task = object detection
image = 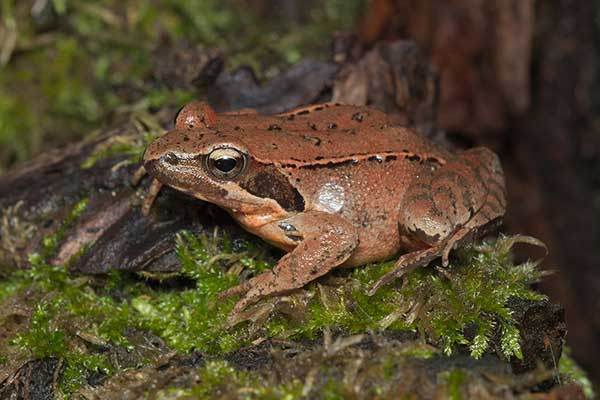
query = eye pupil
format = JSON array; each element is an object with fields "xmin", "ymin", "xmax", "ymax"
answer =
[{"xmin": 214, "ymin": 157, "xmax": 237, "ymax": 173}]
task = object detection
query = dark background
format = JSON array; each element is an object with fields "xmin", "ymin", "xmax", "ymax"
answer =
[{"xmin": 360, "ymin": 0, "xmax": 600, "ymax": 388}]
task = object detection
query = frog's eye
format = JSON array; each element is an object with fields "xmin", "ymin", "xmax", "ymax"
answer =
[{"xmin": 205, "ymin": 147, "xmax": 247, "ymax": 180}]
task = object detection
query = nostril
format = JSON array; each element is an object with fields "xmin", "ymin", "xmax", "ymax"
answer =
[{"xmin": 161, "ymin": 152, "xmax": 179, "ymax": 166}]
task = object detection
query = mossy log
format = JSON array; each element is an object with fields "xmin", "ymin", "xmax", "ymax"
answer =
[{"xmin": 0, "ymin": 41, "xmax": 586, "ymax": 399}]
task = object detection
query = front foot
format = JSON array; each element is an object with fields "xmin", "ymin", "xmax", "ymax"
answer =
[
  {"xmin": 221, "ymin": 211, "xmax": 359, "ymax": 322},
  {"xmin": 220, "ymin": 270, "xmax": 279, "ymax": 317},
  {"xmin": 130, "ymin": 165, "xmax": 163, "ymax": 216},
  {"xmin": 140, "ymin": 178, "xmax": 163, "ymax": 216}
]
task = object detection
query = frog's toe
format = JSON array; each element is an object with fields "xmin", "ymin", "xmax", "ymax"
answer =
[
  {"xmin": 440, "ymin": 225, "xmax": 474, "ymax": 267},
  {"xmin": 368, "ymin": 246, "xmax": 440, "ymax": 296},
  {"xmin": 227, "ymin": 286, "xmax": 267, "ymax": 321},
  {"xmin": 441, "ymin": 249, "xmax": 450, "ymax": 267},
  {"xmin": 218, "ymin": 281, "xmax": 251, "ymax": 300},
  {"xmin": 131, "ymin": 165, "xmax": 146, "ymax": 186},
  {"xmin": 229, "ymin": 296, "xmax": 252, "ymax": 318},
  {"xmin": 141, "ymin": 178, "xmax": 163, "ymax": 216}
]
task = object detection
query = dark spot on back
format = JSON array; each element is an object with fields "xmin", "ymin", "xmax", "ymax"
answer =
[
  {"xmin": 268, "ymin": 124, "xmax": 282, "ymax": 131},
  {"xmin": 425, "ymin": 157, "xmax": 442, "ymax": 168},
  {"xmin": 385, "ymin": 155, "xmax": 397, "ymax": 162},
  {"xmin": 300, "ymin": 159, "xmax": 356, "ymax": 170},
  {"xmin": 351, "ymin": 112, "xmax": 364, "ymax": 122},
  {"xmin": 315, "ymin": 106, "xmax": 323, "ymax": 111},
  {"xmin": 407, "ymin": 154, "xmax": 421, "ymax": 162},
  {"xmin": 303, "ymin": 135, "xmax": 321, "ymax": 146},
  {"xmin": 298, "ymin": 110, "xmax": 310, "ymax": 115},
  {"xmin": 327, "ymin": 123, "xmax": 338, "ymax": 129}
]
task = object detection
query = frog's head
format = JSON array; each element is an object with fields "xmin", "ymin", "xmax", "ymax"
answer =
[{"xmin": 143, "ymin": 101, "xmax": 293, "ymax": 217}]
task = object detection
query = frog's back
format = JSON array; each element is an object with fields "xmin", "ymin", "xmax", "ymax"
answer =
[{"xmin": 216, "ymin": 104, "xmax": 448, "ymax": 165}]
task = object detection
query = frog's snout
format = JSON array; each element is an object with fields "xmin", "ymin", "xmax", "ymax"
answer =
[
  {"xmin": 144, "ymin": 151, "xmax": 177, "ymax": 173},
  {"xmin": 142, "ymin": 157, "xmax": 160, "ymax": 179},
  {"xmin": 160, "ymin": 152, "xmax": 180, "ymax": 166}
]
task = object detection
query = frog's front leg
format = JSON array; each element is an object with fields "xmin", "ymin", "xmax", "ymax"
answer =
[
  {"xmin": 221, "ymin": 211, "xmax": 359, "ymax": 316},
  {"xmin": 130, "ymin": 165, "xmax": 164, "ymax": 216}
]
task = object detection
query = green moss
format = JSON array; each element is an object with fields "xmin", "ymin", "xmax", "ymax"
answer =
[
  {"xmin": 10, "ymin": 301, "xmax": 67, "ymax": 358},
  {"xmin": 41, "ymin": 197, "xmax": 89, "ymax": 259},
  {"xmin": 559, "ymin": 346, "xmax": 595, "ymax": 399},
  {"xmin": 163, "ymin": 360, "xmax": 304, "ymax": 399},
  {"xmin": 0, "ymin": 196, "xmax": 552, "ymax": 397},
  {"xmin": 118, "ymin": 232, "xmax": 548, "ymax": 359},
  {"xmin": 442, "ymin": 369, "xmax": 468, "ymax": 400},
  {"xmin": 0, "ymin": 277, "xmax": 20, "ymax": 304},
  {"xmin": 0, "ymin": 200, "xmax": 127, "ymax": 395},
  {"xmin": 256, "ymin": 235, "xmax": 546, "ymax": 361},
  {"xmin": 130, "ymin": 231, "xmax": 274, "ymax": 353},
  {"xmin": 399, "ymin": 342, "xmax": 437, "ymax": 359}
]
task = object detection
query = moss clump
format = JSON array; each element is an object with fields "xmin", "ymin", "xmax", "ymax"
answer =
[
  {"xmin": 80, "ymin": 111, "xmax": 170, "ymax": 170},
  {"xmin": 559, "ymin": 346, "xmax": 595, "ymax": 399},
  {"xmin": 189, "ymin": 360, "xmax": 303, "ymax": 399},
  {"xmin": 256, "ymin": 235, "xmax": 548, "ymax": 360},
  {"xmin": 0, "ymin": 197, "xmax": 571, "ymax": 396},
  {"xmin": 151, "ymin": 360, "xmax": 304, "ymax": 399},
  {"xmin": 442, "ymin": 369, "xmax": 468, "ymax": 400},
  {"xmin": 0, "ymin": 201, "xmax": 36, "ymax": 270},
  {"xmin": 41, "ymin": 198, "xmax": 89, "ymax": 258},
  {"xmin": 130, "ymin": 230, "xmax": 273, "ymax": 354},
  {"xmin": 130, "ymin": 231, "xmax": 548, "ymax": 361}
]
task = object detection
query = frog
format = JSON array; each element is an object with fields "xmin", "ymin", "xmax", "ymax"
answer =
[{"xmin": 139, "ymin": 101, "xmax": 506, "ymax": 316}]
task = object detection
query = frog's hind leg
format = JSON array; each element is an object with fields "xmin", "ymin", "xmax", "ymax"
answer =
[
  {"xmin": 369, "ymin": 147, "xmax": 506, "ymax": 295},
  {"xmin": 439, "ymin": 150, "xmax": 506, "ymax": 265},
  {"xmin": 369, "ymin": 207, "xmax": 504, "ymax": 296},
  {"xmin": 439, "ymin": 214, "xmax": 503, "ymax": 267}
]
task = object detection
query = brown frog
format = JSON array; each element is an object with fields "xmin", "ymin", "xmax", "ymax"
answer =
[{"xmin": 140, "ymin": 101, "xmax": 506, "ymax": 315}]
